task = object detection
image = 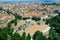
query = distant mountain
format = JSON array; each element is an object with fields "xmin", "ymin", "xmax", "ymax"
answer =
[
  {"xmin": 53, "ymin": 0, "xmax": 60, "ymax": 3},
  {"xmin": 0, "ymin": 0, "xmax": 52, "ymax": 2},
  {"xmin": 0, "ymin": 0, "xmax": 60, "ymax": 3}
]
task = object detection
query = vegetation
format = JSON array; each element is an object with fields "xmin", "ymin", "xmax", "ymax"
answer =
[
  {"xmin": 7, "ymin": 22, "xmax": 11, "ymax": 27},
  {"xmin": 0, "ymin": 26, "xmax": 60, "ymax": 40},
  {"xmin": 32, "ymin": 16, "xmax": 41, "ymax": 21},
  {"xmin": 48, "ymin": 28, "xmax": 60, "ymax": 40},
  {"xmin": 0, "ymin": 27, "xmax": 31, "ymax": 40},
  {"xmin": 12, "ymin": 32, "xmax": 21, "ymax": 40},
  {"xmin": 7, "ymin": 18, "xmax": 17, "ymax": 27},
  {"xmin": 23, "ymin": 17, "xmax": 30, "ymax": 20},
  {"xmin": 45, "ymin": 12, "xmax": 60, "ymax": 40},
  {"xmin": 46, "ymin": 12, "xmax": 60, "ymax": 33},
  {"xmin": 21, "ymin": 32, "xmax": 26, "ymax": 40},
  {"xmin": 13, "ymin": 13, "xmax": 22, "ymax": 19},
  {"xmin": 26, "ymin": 33, "xmax": 31, "ymax": 40},
  {"xmin": 33, "ymin": 31, "xmax": 48, "ymax": 40},
  {"xmin": 0, "ymin": 27, "xmax": 13, "ymax": 40},
  {"xmin": 6, "ymin": 9, "xmax": 13, "ymax": 14},
  {"xmin": 0, "ymin": 7, "xmax": 3, "ymax": 10}
]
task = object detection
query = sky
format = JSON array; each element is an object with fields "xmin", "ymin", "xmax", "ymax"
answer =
[
  {"xmin": 0, "ymin": 0, "xmax": 59, "ymax": 3},
  {"xmin": 0, "ymin": 0, "xmax": 51, "ymax": 1}
]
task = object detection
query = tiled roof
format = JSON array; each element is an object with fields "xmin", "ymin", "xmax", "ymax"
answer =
[
  {"xmin": 25, "ymin": 21, "xmax": 49, "ymax": 35},
  {"xmin": 0, "ymin": 13, "xmax": 15, "ymax": 23}
]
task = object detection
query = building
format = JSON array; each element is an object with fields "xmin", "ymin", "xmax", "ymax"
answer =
[
  {"xmin": 0, "ymin": 12, "xmax": 15, "ymax": 27},
  {"xmin": 17, "ymin": 20, "xmax": 50, "ymax": 36}
]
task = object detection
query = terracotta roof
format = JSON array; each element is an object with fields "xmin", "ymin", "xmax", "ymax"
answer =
[
  {"xmin": 11, "ymin": 20, "xmax": 25, "ymax": 31},
  {"xmin": 0, "ymin": 13, "xmax": 9, "ymax": 19},
  {"xmin": 17, "ymin": 20, "xmax": 50, "ymax": 35},
  {"xmin": 0, "ymin": 13, "xmax": 15, "ymax": 22},
  {"xmin": 25, "ymin": 24, "xmax": 48, "ymax": 35}
]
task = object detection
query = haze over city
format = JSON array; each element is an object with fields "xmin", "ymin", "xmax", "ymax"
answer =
[{"xmin": 0, "ymin": 0, "xmax": 60, "ymax": 40}]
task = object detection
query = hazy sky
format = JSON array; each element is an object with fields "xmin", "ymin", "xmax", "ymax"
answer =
[
  {"xmin": 0, "ymin": 0, "xmax": 51, "ymax": 1},
  {"xmin": 0, "ymin": 0, "xmax": 59, "ymax": 2}
]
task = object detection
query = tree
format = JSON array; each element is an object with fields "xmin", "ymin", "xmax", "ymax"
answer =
[
  {"xmin": 54, "ymin": 10, "xmax": 58, "ymax": 13},
  {"xmin": 33, "ymin": 31, "xmax": 48, "ymax": 40},
  {"xmin": 13, "ymin": 13, "xmax": 22, "ymax": 19},
  {"xmin": 58, "ymin": 12, "xmax": 60, "ymax": 16},
  {"xmin": 26, "ymin": 33, "xmax": 31, "ymax": 40},
  {"xmin": 23, "ymin": 17, "xmax": 30, "ymax": 20},
  {"xmin": 0, "ymin": 27, "xmax": 13, "ymax": 40},
  {"xmin": 7, "ymin": 22, "xmax": 11, "ymax": 27},
  {"xmin": 7, "ymin": 18, "xmax": 18, "ymax": 26},
  {"xmin": 45, "ymin": 13, "xmax": 60, "ymax": 33},
  {"xmin": 22, "ymin": 32, "xmax": 26, "ymax": 40},
  {"xmin": 45, "ymin": 13, "xmax": 60, "ymax": 40},
  {"xmin": 48, "ymin": 28, "xmax": 60, "ymax": 40},
  {"xmin": 0, "ymin": 27, "xmax": 22, "ymax": 40},
  {"xmin": 12, "ymin": 32, "xmax": 21, "ymax": 40},
  {"xmin": 0, "ymin": 7, "xmax": 3, "ymax": 10},
  {"xmin": 6, "ymin": 9, "xmax": 12, "ymax": 14},
  {"xmin": 6, "ymin": 35, "xmax": 11, "ymax": 40},
  {"xmin": 32, "ymin": 16, "xmax": 41, "ymax": 21},
  {"xmin": 14, "ymin": 18, "xmax": 17, "ymax": 26}
]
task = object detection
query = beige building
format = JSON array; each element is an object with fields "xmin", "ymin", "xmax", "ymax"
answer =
[
  {"xmin": 0, "ymin": 12, "xmax": 15, "ymax": 27},
  {"xmin": 17, "ymin": 20, "xmax": 50, "ymax": 36}
]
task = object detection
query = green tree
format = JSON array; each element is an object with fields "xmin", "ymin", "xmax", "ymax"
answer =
[
  {"xmin": 32, "ymin": 16, "xmax": 41, "ymax": 21},
  {"xmin": 45, "ymin": 14, "xmax": 60, "ymax": 33},
  {"xmin": 6, "ymin": 35, "xmax": 11, "ymax": 40},
  {"xmin": 22, "ymin": 32, "xmax": 26, "ymax": 40},
  {"xmin": 26, "ymin": 33, "xmax": 31, "ymax": 40},
  {"xmin": 6, "ymin": 9, "xmax": 12, "ymax": 14},
  {"xmin": 13, "ymin": 13, "xmax": 22, "ymax": 19},
  {"xmin": 23, "ymin": 17, "xmax": 30, "ymax": 20},
  {"xmin": 7, "ymin": 22, "xmax": 11, "ymax": 27},
  {"xmin": 33, "ymin": 31, "xmax": 47, "ymax": 40},
  {"xmin": 0, "ymin": 7, "xmax": 3, "ymax": 10},
  {"xmin": 0, "ymin": 27, "xmax": 13, "ymax": 40},
  {"xmin": 14, "ymin": 18, "xmax": 17, "ymax": 26},
  {"xmin": 48, "ymin": 28, "xmax": 60, "ymax": 40},
  {"xmin": 58, "ymin": 12, "xmax": 60, "ymax": 16},
  {"xmin": 12, "ymin": 32, "xmax": 21, "ymax": 40},
  {"xmin": 0, "ymin": 27, "xmax": 22, "ymax": 40}
]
